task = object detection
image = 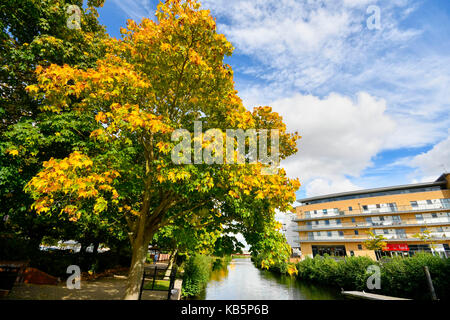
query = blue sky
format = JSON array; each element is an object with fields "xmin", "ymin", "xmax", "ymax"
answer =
[{"xmin": 95, "ymin": 0, "xmax": 450, "ymax": 201}]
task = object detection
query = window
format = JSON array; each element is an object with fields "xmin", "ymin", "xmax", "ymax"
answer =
[
  {"xmin": 362, "ymin": 205, "xmax": 368, "ymax": 211},
  {"xmin": 376, "ymin": 204, "xmax": 381, "ymax": 208},
  {"xmin": 380, "ymin": 216, "xmax": 385, "ymax": 221},
  {"xmin": 366, "ymin": 217, "xmax": 373, "ymax": 224},
  {"xmin": 420, "ymin": 228, "xmax": 426, "ymax": 232},
  {"xmin": 350, "ymin": 251, "xmax": 355, "ymax": 256},
  {"xmin": 338, "ymin": 231, "xmax": 344, "ymax": 236},
  {"xmin": 427, "ymin": 200, "xmax": 432, "ymax": 205},
  {"xmin": 336, "ymin": 219, "xmax": 341, "ymax": 224},
  {"xmin": 437, "ymin": 227, "xmax": 443, "ymax": 232},
  {"xmin": 327, "ymin": 232, "xmax": 332, "ymax": 237},
  {"xmin": 313, "ymin": 210, "xmax": 317, "ymax": 214},
  {"xmin": 411, "ymin": 201, "xmax": 418, "ymax": 208},
  {"xmin": 357, "ymin": 244, "xmax": 363, "ymax": 250},
  {"xmin": 315, "ymin": 221, "xmax": 319, "ymax": 225},
  {"xmin": 416, "ymin": 214, "xmax": 423, "ymax": 220},
  {"xmin": 317, "ymin": 232, "xmax": 321, "ymax": 236},
  {"xmin": 432, "ymin": 213, "xmax": 438, "ymax": 218},
  {"xmin": 349, "ymin": 206, "xmax": 353, "ymax": 211},
  {"xmin": 325, "ymin": 220, "xmax": 330, "ymax": 225},
  {"xmin": 354, "ymin": 230, "xmax": 359, "ymax": 235},
  {"xmin": 323, "ymin": 209, "xmax": 328, "ymax": 215},
  {"xmin": 352, "ymin": 218, "xmax": 356, "ymax": 223},
  {"xmin": 383, "ymin": 229, "xmax": 389, "ymax": 235}
]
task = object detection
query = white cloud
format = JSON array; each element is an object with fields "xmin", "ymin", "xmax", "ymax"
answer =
[
  {"xmin": 203, "ymin": 0, "xmax": 420, "ymax": 90},
  {"xmin": 407, "ymin": 134, "xmax": 450, "ymax": 181},
  {"xmin": 267, "ymin": 92, "xmax": 396, "ymax": 196},
  {"xmin": 306, "ymin": 177, "xmax": 361, "ymax": 198}
]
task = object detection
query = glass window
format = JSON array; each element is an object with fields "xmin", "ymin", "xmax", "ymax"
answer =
[
  {"xmin": 380, "ymin": 216, "xmax": 385, "ymax": 221},
  {"xmin": 411, "ymin": 201, "xmax": 418, "ymax": 208},
  {"xmin": 366, "ymin": 217, "xmax": 372, "ymax": 223},
  {"xmin": 437, "ymin": 227, "xmax": 443, "ymax": 232},
  {"xmin": 325, "ymin": 220, "xmax": 330, "ymax": 225},
  {"xmin": 416, "ymin": 214, "xmax": 423, "ymax": 220},
  {"xmin": 317, "ymin": 232, "xmax": 321, "ymax": 236},
  {"xmin": 357, "ymin": 244, "xmax": 363, "ymax": 250},
  {"xmin": 376, "ymin": 204, "xmax": 381, "ymax": 208},
  {"xmin": 336, "ymin": 219, "xmax": 341, "ymax": 224},
  {"xmin": 349, "ymin": 206, "xmax": 353, "ymax": 211},
  {"xmin": 327, "ymin": 232, "xmax": 332, "ymax": 237},
  {"xmin": 354, "ymin": 230, "xmax": 359, "ymax": 235},
  {"xmin": 427, "ymin": 200, "xmax": 432, "ymax": 205},
  {"xmin": 362, "ymin": 205, "xmax": 368, "ymax": 211},
  {"xmin": 315, "ymin": 221, "xmax": 319, "ymax": 225},
  {"xmin": 323, "ymin": 209, "xmax": 328, "ymax": 215},
  {"xmin": 383, "ymin": 229, "xmax": 389, "ymax": 234},
  {"xmin": 352, "ymin": 218, "xmax": 356, "ymax": 223},
  {"xmin": 432, "ymin": 213, "xmax": 437, "ymax": 218},
  {"xmin": 338, "ymin": 231, "xmax": 344, "ymax": 236}
]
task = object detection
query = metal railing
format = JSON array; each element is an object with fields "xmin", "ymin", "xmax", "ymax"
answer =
[
  {"xmin": 294, "ymin": 217, "xmax": 450, "ymax": 231},
  {"xmin": 298, "ymin": 231, "xmax": 450, "ymax": 242},
  {"xmin": 139, "ymin": 266, "xmax": 177, "ymax": 300},
  {"xmin": 295, "ymin": 203, "xmax": 450, "ymax": 221}
]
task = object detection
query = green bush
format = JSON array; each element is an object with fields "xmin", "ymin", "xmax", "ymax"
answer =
[
  {"xmin": 380, "ymin": 253, "xmax": 450, "ymax": 300},
  {"xmin": 182, "ymin": 255, "xmax": 213, "ymax": 297},
  {"xmin": 294, "ymin": 253, "xmax": 450, "ymax": 300}
]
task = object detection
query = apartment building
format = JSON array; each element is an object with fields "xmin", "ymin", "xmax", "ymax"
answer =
[
  {"xmin": 280, "ymin": 212, "xmax": 301, "ymax": 256},
  {"xmin": 294, "ymin": 173, "xmax": 450, "ymax": 260}
]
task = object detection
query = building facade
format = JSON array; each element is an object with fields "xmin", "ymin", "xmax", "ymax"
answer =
[
  {"xmin": 294, "ymin": 173, "xmax": 450, "ymax": 260},
  {"xmin": 280, "ymin": 212, "xmax": 301, "ymax": 256}
]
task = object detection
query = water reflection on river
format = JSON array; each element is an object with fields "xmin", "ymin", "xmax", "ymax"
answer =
[{"xmin": 193, "ymin": 257, "xmax": 343, "ymax": 300}]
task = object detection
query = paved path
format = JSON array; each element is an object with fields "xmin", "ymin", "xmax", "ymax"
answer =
[{"xmin": 4, "ymin": 277, "xmax": 168, "ymax": 300}]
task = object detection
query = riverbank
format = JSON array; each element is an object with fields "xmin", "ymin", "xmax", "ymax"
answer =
[{"xmin": 255, "ymin": 253, "xmax": 450, "ymax": 300}]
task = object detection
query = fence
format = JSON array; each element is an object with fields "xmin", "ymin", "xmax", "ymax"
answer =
[{"xmin": 138, "ymin": 266, "xmax": 177, "ymax": 300}]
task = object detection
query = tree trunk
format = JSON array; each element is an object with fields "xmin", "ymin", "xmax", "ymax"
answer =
[
  {"xmin": 123, "ymin": 228, "xmax": 153, "ymax": 300},
  {"xmin": 93, "ymin": 242, "xmax": 100, "ymax": 255}
]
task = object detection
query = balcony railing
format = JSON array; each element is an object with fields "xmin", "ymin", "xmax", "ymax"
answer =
[
  {"xmin": 294, "ymin": 217, "xmax": 450, "ymax": 231},
  {"xmin": 295, "ymin": 203, "xmax": 450, "ymax": 221},
  {"xmin": 297, "ymin": 232, "xmax": 450, "ymax": 242}
]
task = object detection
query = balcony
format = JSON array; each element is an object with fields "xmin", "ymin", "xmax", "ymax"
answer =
[
  {"xmin": 294, "ymin": 203, "xmax": 450, "ymax": 221},
  {"xmin": 295, "ymin": 232, "xmax": 450, "ymax": 243},
  {"xmin": 294, "ymin": 217, "xmax": 450, "ymax": 231}
]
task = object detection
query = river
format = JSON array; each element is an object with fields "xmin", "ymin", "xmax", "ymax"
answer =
[{"xmin": 193, "ymin": 257, "xmax": 343, "ymax": 300}]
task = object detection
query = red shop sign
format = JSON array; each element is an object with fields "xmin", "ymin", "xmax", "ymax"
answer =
[{"xmin": 383, "ymin": 244, "xmax": 409, "ymax": 251}]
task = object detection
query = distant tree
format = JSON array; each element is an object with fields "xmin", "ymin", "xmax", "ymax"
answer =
[
  {"xmin": 364, "ymin": 229, "xmax": 387, "ymax": 260},
  {"xmin": 413, "ymin": 229, "xmax": 438, "ymax": 255}
]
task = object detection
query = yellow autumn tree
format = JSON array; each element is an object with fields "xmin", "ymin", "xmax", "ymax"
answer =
[{"xmin": 25, "ymin": 0, "xmax": 300, "ymax": 299}]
